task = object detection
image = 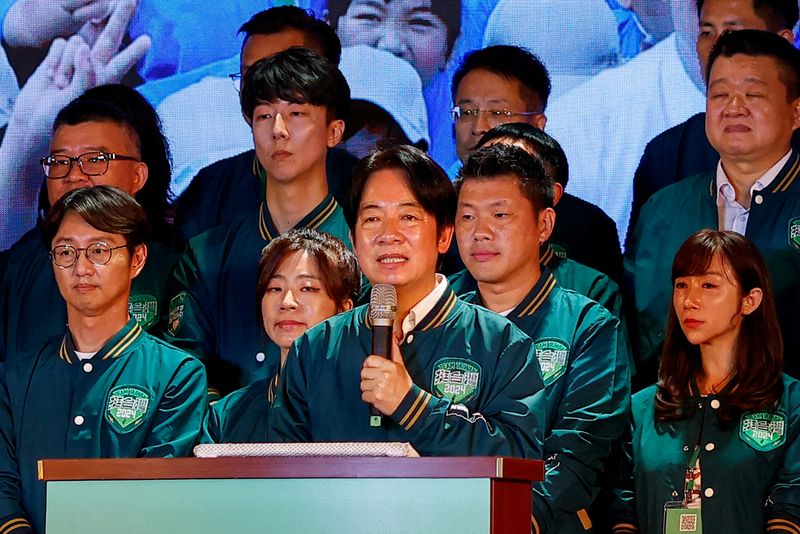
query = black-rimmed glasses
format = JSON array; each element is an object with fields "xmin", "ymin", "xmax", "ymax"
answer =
[{"xmin": 41, "ymin": 152, "xmax": 140, "ymax": 179}]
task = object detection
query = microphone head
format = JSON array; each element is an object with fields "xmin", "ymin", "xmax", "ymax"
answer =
[{"xmin": 369, "ymin": 284, "xmax": 397, "ymax": 325}]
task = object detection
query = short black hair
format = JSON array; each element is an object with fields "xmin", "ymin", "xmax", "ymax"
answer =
[
  {"xmin": 452, "ymin": 45, "xmax": 551, "ymax": 110},
  {"xmin": 707, "ymin": 29, "xmax": 800, "ymax": 100},
  {"xmin": 49, "ymin": 85, "xmax": 172, "ymax": 240},
  {"xmin": 42, "ymin": 185, "xmax": 150, "ymax": 253},
  {"xmin": 239, "ymin": 6, "xmax": 342, "ymax": 65},
  {"xmin": 476, "ymin": 122, "xmax": 569, "ymax": 187},
  {"xmin": 697, "ymin": 0, "xmax": 799, "ymax": 31},
  {"xmin": 326, "ymin": 1, "xmax": 461, "ymax": 57},
  {"xmin": 240, "ymin": 47, "xmax": 351, "ymax": 121},
  {"xmin": 457, "ymin": 143, "xmax": 554, "ymax": 213},
  {"xmin": 347, "ymin": 144, "xmax": 456, "ymax": 236}
]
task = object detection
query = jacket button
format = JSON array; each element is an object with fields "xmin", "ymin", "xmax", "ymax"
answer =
[
  {"xmin": 74, "ymin": 415, "xmax": 85, "ymax": 426},
  {"xmin": 255, "ymin": 352, "xmax": 266, "ymax": 363},
  {"xmin": 672, "ymin": 490, "xmax": 679, "ymax": 498},
  {"xmin": 705, "ymin": 442, "xmax": 715, "ymax": 451},
  {"xmin": 683, "ymin": 445, "xmax": 690, "ymax": 452},
  {"xmin": 406, "ymin": 334, "xmax": 414, "ymax": 343},
  {"xmin": 710, "ymin": 399, "xmax": 720, "ymax": 409},
  {"xmin": 704, "ymin": 488, "xmax": 714, "ymax": 498},
  {"xmin": 83, "ymin": 362, "xmax": 93, "ymax": 373},
  {"xmin": 754, "ymin": 195, "xmax": 763, "ymax": 205}
]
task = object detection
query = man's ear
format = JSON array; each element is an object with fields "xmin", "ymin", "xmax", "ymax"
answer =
[
  {"xmin": 340, "ymin": 298, "xmax": 354, "ymax": 312},
  {"xmin": 437, "ymin": 224, "xmax": 454, "ymax": 254},
  {"xmin": 533, "ymin": 113, "xmax": 547, "ymax": 130},
  {"xmin": 552, "ymin": 183, "xmax": 564, "ymax": 206},
  {"xmin": 131, "ymin": 163, "xmax": 149, "ymax": 195},
  {"xmin": 778, "ymin": 29, "xmax": 795, "ymax": 45},
  {"xmin": 129, "ymin": 243, "xmax": 147, "ymax": 280},
  {"xmin": 327, "ymin": 119, "xmax": 346, "ymax": 148},
  {"xmin": 538, "ymin": 208, "xmax": 555, "ymax": 245},
  {"xmin": 792, "ymin": 97, "xmax": 800, "ymax": 131}
]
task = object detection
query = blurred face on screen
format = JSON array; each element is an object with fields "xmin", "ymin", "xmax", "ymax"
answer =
[
  {"xmin": 706, "ymin": 54, "xmax": 800, "ymax": 169},
  {"xmin": 336, "ymin": 0, "xmax": 449, "ymax": 86},
  {"xmin": 627, "ymin": 0, "xmax": 674, "ymax": 41},
  {"xmin": 46, "ymin": 121, "xmax": 148, "ymax": 207},
  {"xmin": 239, "ymin": 29, "xmax": 320, "ymax": 95},
  {"xmin": 696, "ymin": 0, "xmax": 774, "ymax": 82},
  {"xmin": 453, "ymin": 69, "xmax": 546, "ymax": 162}
]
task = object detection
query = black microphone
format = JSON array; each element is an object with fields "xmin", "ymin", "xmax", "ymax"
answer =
[{"xmin": 368, "ymin": 284, "xmax": 397, "ymax": 427}]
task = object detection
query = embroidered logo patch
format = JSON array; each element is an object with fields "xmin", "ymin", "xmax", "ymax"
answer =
[
  {"xmin": 789, "ymin": 217, "xmax": 800, "ymax": 252},
  {"xmin": 105, "ymin": 386, "xmax": 152, "ymax": 433},
  {"xmin": 550, "ymin": 244, "xmax": 567, "ymax": 259},
  {"xmin": 534, "ymin": 338, "xmax": 570, "ymax": 385},
  {"xmin": 167, "ymin": 292, "xmax": 187, "ymax": 335},
  {"xmin": 739, "ymin": 411, "xmax": 787, "ymax": 452},
  {"xmin": 432, "ymin": 358, "xmax": 481, "ymax": 404},
  {"xmin": 128, "ymin": 294, "xmax": 158, "ymax": 329}
]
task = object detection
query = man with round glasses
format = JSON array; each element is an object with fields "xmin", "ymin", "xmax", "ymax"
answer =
[
  {"xmin": 0, "ymin": 85, "xmax": 177, "ymax": 362},
  {"xmin": 0, "ymin": 185, "xmax": 207, "ymax": 533}
]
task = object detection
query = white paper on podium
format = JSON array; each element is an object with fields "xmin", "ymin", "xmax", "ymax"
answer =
[{"xmin": 193, "ymin": 442, "xmax": 420, "ymax": 458}]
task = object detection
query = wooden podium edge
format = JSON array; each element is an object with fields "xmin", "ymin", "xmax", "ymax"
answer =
[{"xmin": 39, "ymin": 456, "xmax": 544, "ymax": 482}]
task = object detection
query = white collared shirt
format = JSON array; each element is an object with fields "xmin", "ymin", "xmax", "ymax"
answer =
[
  {"xmin": 716, "ymin": 151, "xmax": 790, "ymax": 234},
  {"xmin": 400, "ymin": 274, "xmax": 448, "ymax": 337}
]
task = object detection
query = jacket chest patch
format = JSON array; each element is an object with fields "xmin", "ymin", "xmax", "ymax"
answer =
[
  {"xmin": 789, "ymin": 217, "xmax": 800, "ymax": 252},
  {"xmin": 739, "ymin": 411, "xmax": 786, "ymax": 452},
  {"xmin": 128, "ymin": 294, "xmax": 158, "ymax": 329},
  {"xmin": 534, "ymin": 338, "xmax": 570, "ymax": 385},
  {"xmin": 105, "ymin": 385, "xmax": 152, "ymax": 434},
  {"xmin": 431, "ymin": 358, "xmax": 481, "ymax": 404}
]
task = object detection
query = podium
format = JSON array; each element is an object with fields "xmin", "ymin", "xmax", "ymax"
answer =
[{"xmin": 39, "ymin": 456, "xmax": 543, "ymax": 533}]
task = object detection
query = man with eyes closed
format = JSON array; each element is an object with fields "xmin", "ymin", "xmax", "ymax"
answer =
[
  {"xmin": 165, "ymin": 47, "xmax": 353, "ymax": 401},
  {"xmin": 626, "ymin": 29, "xmax": 800, "ymax": 378}
]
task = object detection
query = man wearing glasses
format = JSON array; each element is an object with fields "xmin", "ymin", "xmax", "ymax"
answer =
[
  {"xmin": 0, "ymin": 186, "xmax": 207, "ymax": 533},
  {"xmin": 448, "ymin": 45, "xmax": 623, "ymax": 286},
  {"xmin": 0, "ymin": 85, "xmax": 178, "ymax": 361}
]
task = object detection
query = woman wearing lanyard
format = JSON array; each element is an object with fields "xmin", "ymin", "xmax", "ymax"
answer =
[{"xmin": 613, "ymin": 229, "xmax": 800, "ymax": 534}]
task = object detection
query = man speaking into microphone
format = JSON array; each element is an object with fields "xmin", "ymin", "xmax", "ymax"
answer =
[{"xmin": 268, "ymin": 145, "xmax": 546, "ymax": 458}]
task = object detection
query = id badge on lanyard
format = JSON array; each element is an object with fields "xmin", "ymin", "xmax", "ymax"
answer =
[{"xmin": 663, "ymin": 445, "xmax": 703, "ymax": 534}]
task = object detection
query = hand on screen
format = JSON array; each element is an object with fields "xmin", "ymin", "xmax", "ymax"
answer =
[
  {"xmin": 360, "ymin": 338, "xmax": 413, "ymax": 416},
  {"xmin": 3, "ymin": 0, "xmax": 116, "ymax": 48},
  {"xmin": 82, "ymin": 0, "xmax": 150, "ymax": 84},
  {"xmin": 9, "ymin": 35, "xmax": 94, "ymax": 131}
]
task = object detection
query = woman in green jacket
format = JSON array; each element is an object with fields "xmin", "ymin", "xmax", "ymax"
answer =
[
  {"xmin": 206, "ymin": 228, "xmax": 360, "ymax": 443},
  {"xmin": 615, "ymin": 230, "xmax": 800, "ymax": 534}
]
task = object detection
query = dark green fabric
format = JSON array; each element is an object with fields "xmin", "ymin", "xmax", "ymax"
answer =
[
  {"xmin": 0, "ymin": 319, "xmax": 207, "ymax": 533},
  {"xmin": 163, "ymin": 197, "xmax": 352, "ymax": 397},
  {"xmin": 627, "ymin": 377, "xmax": 800, "ymax": 534},
  {"xmin": 625, "ymin": 151, "xmax": 800, "ymax": 377},
  {"xmin": 463, "ymin": 269, "xmax": 631, "ymax": 532},
  {"xmin": 269, "ymin": 288, "xmax": 546, "ymax": 458}
]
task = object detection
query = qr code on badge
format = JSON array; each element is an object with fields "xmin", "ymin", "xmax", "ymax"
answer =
[{"xmin": 679, "ymin": 513, "xmax": 698, "ymax": 532}]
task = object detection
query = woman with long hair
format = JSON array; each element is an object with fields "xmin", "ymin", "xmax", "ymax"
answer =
[{"xmin": 617, "ymin": 230, "xmax": 800, "ymax": 533}]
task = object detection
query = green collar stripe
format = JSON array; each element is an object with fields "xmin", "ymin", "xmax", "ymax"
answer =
[
  {"xmin": 419, "ymin": 290, "xmax": 457, "ymax": 332},
  {"xmin": 58, "ymin": 338, "xmax": 71, "ymax": 364},
  {"xmin": 305, "ymin": 197, "xmax": 338, "ymax": 230},
  {"xmin": 519, "ymin": 273, "xmax": 557, "ymax": 318},
  {"xmin": 103, "ymin": 323, "xmax": 143, "ymax": 360},
  {"xmin": 258, "ymin": 196, "xmax": 339, "ymax": 242},
  {"xmin": 258, "ymin": 203, "xmax": 272, "ymax": 241},
  {"xmin": 773, "ymin": 151, "xmax": 800, "ymax": 193},
  {"xmin": 540, "ymin": 245, "xmax": 555, "ymax": 267}
]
